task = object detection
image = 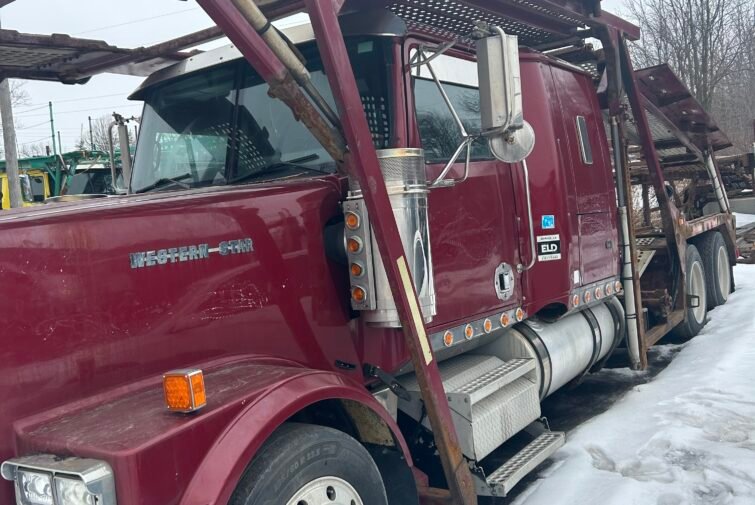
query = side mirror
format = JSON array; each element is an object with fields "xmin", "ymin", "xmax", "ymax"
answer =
[{"xmin": 476, "ymin": 26, "xmax": 535, "ymax": 163}]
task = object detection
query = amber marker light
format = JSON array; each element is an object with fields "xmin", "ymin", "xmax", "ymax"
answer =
[
  {"xmin": 163, "ymin": 369, "xmax": 206, "ymax": 413},
  {"xmin": 515, "ymin": 308, "xmax": 524, "ymax": 322},
  {"xmin": 346, "ymin": 237, "xmax": 363, "ymax": 254},
  {"xmin": 350, "ymin": 262, "xmax": 364, "ymax": 277},
  {"xmin": 595, "ymin": 286, "xmax": 603, "ymax": 299},
  {"xmin": 484, "ymin": 318, "xmax": 493, "ymax": 333},
  {"xmin": 605, "ymin": 283, "xmax": 614, "ymax": 296},
  {"xmin": 500, "ymin": 313, "xmax": 511, "ymax": 327},
  {"xmin": 464, "ymin": 324, "xmax": 474, "ymax": 340},
  {"xmin": 584, "ymin": 291, "xmax": 592, "ymax": 304},
  {"xmin": 352, "ymin": 286, "xmax": 367, "ymax": 303},
  {"xmin": 572, "ymin": 294, "xmax": 580, "ymax": 307},
  {"xmin": 615, "ymin": 280, "xmax": 623, "ymax": 293},
  {"xmin": 443, "ymin": 330, "xmax": 454, "ymax": 347},
  {"xmin": 345, "ymin": 212, "xmax": 360, "ymax": 230}
]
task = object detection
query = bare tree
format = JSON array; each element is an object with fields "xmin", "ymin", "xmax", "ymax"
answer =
[
  {"xmin": 625, "ymin": 0, "xmax": 751, "ymax": 110},
  {"xmin": 86, "ymin": 114, "xmax": 139, "ymax": 152},
  {"xmin": 18, "ymin": 143, "xmax": 46, "ymax": 158},
  {"xmin": 624, "ymin": 0, "xmax": 755, "ymax": 152},
  {"xmin": 0, "ymin": 80, "xmax": 31, "ymax": 159},
  {"xmin": 88, "ymin": 114, "xmax": 118, "ymax": 152},
  {"xmin": 711, "ymin": 4, "xmax": 755, "ymax": 152}
]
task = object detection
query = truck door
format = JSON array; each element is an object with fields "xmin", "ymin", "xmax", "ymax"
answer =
[
  {"xmin": 407, "ymin": 45, "xmax": 523, "ymax": 328},
  {"xmin": 551, "ymin": 66, "xmax": 618, "ymax": 284}
]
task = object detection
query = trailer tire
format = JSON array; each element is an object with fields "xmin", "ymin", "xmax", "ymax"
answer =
[
  {"xmin": 673, "ymin": 244, "xmax": 707, "ymax": 340},
  {"xmin": 230, "ymin": 423, "xmax": 389, "ymax": 505},
  {"xmin": 697, "ymin": 231, "xmax": 731, "ymax": 308}
]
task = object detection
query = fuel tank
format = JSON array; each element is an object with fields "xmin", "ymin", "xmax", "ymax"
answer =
[{"xmin": 478, "ymin": 297, "xmax": 625, "ymax": 399}]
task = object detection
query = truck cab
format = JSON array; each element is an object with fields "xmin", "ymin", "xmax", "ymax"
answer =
[{"xmin": 0, "ymin": 172, "xmax": 38, "ymax": 209}]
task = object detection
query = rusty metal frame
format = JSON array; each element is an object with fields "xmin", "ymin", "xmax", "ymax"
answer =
[
  {"xmin": 195, "ymin": 0, "xmax": 476, "ymax": 502},
  {"xmin": 303, "ymin": 1, "xmax": 477, "ymax": 502},
  {"xmin": 0, "ymin": 27, "xmax": 224, "ymax": 82}
]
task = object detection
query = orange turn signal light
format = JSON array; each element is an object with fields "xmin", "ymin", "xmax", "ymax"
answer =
[
  {"xmin": 163, "ymin": 369, "xmax": 206, "ymax": 413},
  {"xmin": 572, "ymin": 294, "xmax": 580, "ymax": 307},
  {"xmin": 464, "ymin": 324, "xmax": 474, "ymax": 340},
  {"xmin": 345, "ymin": 212, "xmax": 361, "ymax": 230},
  {"xmin": 500, "ymin": 313, "xmax": 511, "ymax": 327},
  {"xmin": 350, "ymin": 262, "xmax": 364, "ymax": 277},
  {"xmin": 352, "ymin": 286, "xmax": 367, "ymax": 303},
  {"xmin": 443, "ymin": 330, "xmax": 454, "ymax": 347},
  {"xmin": 346, "ymin": 237, "xmax": 363, "ymax": 254}
]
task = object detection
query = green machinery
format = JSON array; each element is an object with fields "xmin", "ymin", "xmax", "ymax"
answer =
[{"xmin": 0, "ymin": 149, "xmax": 128, "ymax": 201}]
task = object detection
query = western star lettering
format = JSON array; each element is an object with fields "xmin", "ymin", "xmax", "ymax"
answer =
[{"xmin": 129, "ymin": 238, "xmax": 253, "ymax": 269}]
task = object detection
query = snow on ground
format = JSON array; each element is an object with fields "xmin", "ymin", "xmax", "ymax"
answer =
[
  {"xmin": 735, "ymin": 212, "xmax": 755, "ymax": 228},
  {"xmin": 516, "ymin": 264, "xmax": 755, "ymax": 505}
]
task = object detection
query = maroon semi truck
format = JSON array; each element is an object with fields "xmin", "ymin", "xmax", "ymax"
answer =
[{"xmin": 0, "ymin": 1, "xmax": 738, "ymax": 504}]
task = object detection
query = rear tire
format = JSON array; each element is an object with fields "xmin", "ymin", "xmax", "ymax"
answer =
[
  {"xmin": 672, "ymin": 244, "xmax": 707, "ymax": 340},
  {"xmin": 697, "ymin": 231, "xmax": 731, "ymax": 308},
  {"xmin": 230, "ymin": 423, "xmax": 389, "ymax": 505}
]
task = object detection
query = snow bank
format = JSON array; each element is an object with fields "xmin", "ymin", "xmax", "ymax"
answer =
[
  {"xmin": 517, "ymin": 265, "xmax": 755, "ymax": 505},
  {"xmin": 734, "ymin": 212, "xmax": 755, "ymax": 228}
]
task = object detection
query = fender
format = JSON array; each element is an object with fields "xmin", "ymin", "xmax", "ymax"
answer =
[
  {"xmin": 179, "ymin": 369, "xmax": 413, "ymax": 505},
  {"xmin": 12, "ymin": 356, "xmax": 412, "ymax": 505}
]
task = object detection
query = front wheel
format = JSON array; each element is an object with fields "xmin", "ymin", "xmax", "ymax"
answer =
[
  {"xmin": 672, "ymin": 244, "xmax": 707, "ymax": 340},
  {"xmin": 230, "ymin": 423, "xmax": 388, "ymax": 505}
]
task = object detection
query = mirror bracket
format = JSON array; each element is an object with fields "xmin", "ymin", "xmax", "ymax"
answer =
[{"xmin": 411, "ymin": 45, "xmax": 478, "ymax": 189}]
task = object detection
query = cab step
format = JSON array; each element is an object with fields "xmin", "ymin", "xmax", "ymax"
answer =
[
  {"xmin": 397, "ymin": 354, "xmax": 541, "ymax": 460},
  {"xmin": 476, "ymin": 431, "xmax": 566, "ymax": 497}
]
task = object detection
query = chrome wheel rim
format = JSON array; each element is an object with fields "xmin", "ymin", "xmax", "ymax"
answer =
[
  {"xmin": 690, "ymin": 261, "xmax": 706, "ymax": 324},
  {"xmin": 286, "ymin": 476, "xmax": 364, "ymax": 505},
  {"xmin": 717, "ymin": 246, "xmax": 730, "ymax": 302}
]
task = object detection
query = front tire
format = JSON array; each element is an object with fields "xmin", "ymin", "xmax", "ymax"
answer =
[
  {"xmin": 230, "ymin": 423, "xmax": 389, "ymax": 505},
  {"xmin": 673, "ymin": 244, "xmax": 707, "ymax": 339},
  {"xmin": 697, "ymin": 231, "xmax": 731, "ymax": 308}
]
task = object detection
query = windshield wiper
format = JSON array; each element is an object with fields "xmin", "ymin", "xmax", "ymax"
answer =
[
  {"xmin": 229, "ymin": 153, "xmax": 324, "ymax": 184},
  {"xmin": 135, "ymin": 173, "xmax": 193, "ymax": 193}
]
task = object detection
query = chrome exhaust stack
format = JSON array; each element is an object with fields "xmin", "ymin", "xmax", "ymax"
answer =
[{"xmin": 343, "ymin": 148, "xmax": 436, "ymax": 327}]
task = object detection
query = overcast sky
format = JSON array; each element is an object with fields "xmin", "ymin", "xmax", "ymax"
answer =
[{"xmin": 4, "ymin": 0, "xmax": 626, "ymax": 153}]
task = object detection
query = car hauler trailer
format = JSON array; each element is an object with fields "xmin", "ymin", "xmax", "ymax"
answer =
[{"xmin": 0, "ymin": 1, "xmax": 737, "ymax": 504}]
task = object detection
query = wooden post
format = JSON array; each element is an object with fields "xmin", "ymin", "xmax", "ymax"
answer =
[{"xmin": 0, "ymin": 78, "xmax": 22, "ymax": 208}]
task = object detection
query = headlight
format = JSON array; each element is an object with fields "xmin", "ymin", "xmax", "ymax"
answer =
[
  {"xmin": 1, "ymin": 455, "xmax": 116, "ymax": 505},
  {"xmin": 54, "ymin": 476, "xmax": 96, "ymax": 505},
  {"xmin": 16, "ymin": 470, "xmax": 53, "ymax": 505}
]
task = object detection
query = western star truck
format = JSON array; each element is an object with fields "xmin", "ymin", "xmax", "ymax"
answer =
[{"xmin": 0, "ymin": 1, "xmax": 738, "ymax": 504}]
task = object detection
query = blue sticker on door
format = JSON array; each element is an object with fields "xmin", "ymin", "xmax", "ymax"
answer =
[{"xmin": 541, "ymin": 215, "xmax": 555, "ymax": 230}]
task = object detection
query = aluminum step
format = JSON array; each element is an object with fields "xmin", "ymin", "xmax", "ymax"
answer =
[
  {"xmin": 398, "ymin": 354, "xmax": 541, "ymax": 460},
  {"xmin": 477, "ymin": 431, "xmax": 566, "ymax": 497}
]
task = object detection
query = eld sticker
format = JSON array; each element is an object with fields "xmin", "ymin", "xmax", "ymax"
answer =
[
  {"xmin": 541, "ymin": 214, "xmax": 555, "ymax": 229},
  {"xmin": 537, "ymin": 234, "xmax": 562, "ymax": 262}
]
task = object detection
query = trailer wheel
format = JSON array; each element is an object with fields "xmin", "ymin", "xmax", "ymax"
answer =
[
  {"xmin": 673, "ymin": 244, "xmax": 707, "ymax": 340},
  {"xmin": 697, "ymin": 231, "xmax": 731, "ymax": 308},
  {"xmin": 230, "ymin": 423, "xmax": 388, "ymax": 505}
]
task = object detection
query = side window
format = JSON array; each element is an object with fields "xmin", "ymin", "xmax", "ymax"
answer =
[
  {"xmin": 412, "ymin": 52, "xmax": 491, "ymax": 164},
  {"xmin": 576, "ymin": 116, "xmax": 593, "ymax": 165}
]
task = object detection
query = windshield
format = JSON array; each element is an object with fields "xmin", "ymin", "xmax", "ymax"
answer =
[
  {"xmin": 131, "ymin": 37, "xmax": 392, "ymax": 193},
  {"xmin": 67, "ymin": 171, "xmax": 114, "ymax": 195}
]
